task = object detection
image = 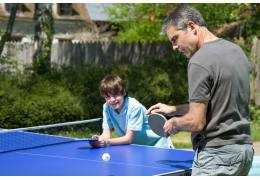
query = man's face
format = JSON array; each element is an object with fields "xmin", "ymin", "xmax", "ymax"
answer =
[{"xmin": 166, "ymin": 25, "xmax": 198, "ymax": 58}]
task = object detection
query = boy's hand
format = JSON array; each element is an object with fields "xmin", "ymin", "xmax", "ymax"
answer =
[
  {"xmin": 91, "ymin": 134, "xmax": 100, "ymax": 140},
  {"xmin": 89, "ymin": 139, "xmax": 110, "ymax": 148},
  {"xmin": 92, "ymin": 134, "xmax": 110, "ymax": 141}
]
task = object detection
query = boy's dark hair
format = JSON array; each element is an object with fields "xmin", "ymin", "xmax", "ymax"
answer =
[
  {"xmin": 161, "ymin": 5, "xmax": 206, "ymax": 34},
  {"xmin": 99, "ymin": 75, "xmax": 127, "ymax": 97}
]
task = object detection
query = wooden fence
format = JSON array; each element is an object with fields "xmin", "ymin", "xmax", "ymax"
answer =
[
  {"xmin": 2, "ymin": 38, "xmax": 260, "ymax": 105},
  {"xmin": 3, "ymin": 40, "xmax": 172, "ymax": 66}
]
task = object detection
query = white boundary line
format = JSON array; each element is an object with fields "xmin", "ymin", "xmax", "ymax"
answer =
[{"xmin": 0, "ymin": 118, "xmax": 102, "ymax": 133}]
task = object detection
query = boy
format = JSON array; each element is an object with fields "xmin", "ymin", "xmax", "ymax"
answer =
[{"xmin": 91, "ymin": 74, "xmax": 173, "ymax": 149}]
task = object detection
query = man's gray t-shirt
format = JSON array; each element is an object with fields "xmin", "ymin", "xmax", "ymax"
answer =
[{"xmin": 188, "ymin": 38, "xmax": 252, "ymax": 148}]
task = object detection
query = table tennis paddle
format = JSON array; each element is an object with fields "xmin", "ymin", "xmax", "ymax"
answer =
[
  {"xmin": 77, "ymin": 138, "xmax": 99, "ymax": 149},
  {"xmin": 148, "ymin": 113, "xmax": 170, "ymax": 137}
]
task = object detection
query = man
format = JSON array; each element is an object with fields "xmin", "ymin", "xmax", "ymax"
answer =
[{"xmin": 147, "ymin": 6, "xmax": 254, "ymax": 175}]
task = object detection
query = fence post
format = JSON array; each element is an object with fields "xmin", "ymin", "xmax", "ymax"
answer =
[{"xmin": 251, "ymin": 37, "xmax": 260, "ymax": 105}]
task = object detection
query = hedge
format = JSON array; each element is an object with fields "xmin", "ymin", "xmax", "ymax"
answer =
[{"xmin": 0, "ymin": 53, "xmax": 188, "ymax": 129}]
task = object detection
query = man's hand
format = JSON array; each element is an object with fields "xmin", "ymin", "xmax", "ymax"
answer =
[
  {"xmin": 163, "ymin": 118, "xmax": 179, "ymax": 135},
  {"xmin": 147, "ymin": 103, "xmax": 175, "ymax": 115}
]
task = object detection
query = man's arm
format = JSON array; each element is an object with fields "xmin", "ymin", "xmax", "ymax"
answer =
[
  {"xmin": 168, "ymin": 104, "xmax": 189, "ymax": 117},
  {"xmin": 146, "ymin": 103, "xmax": 189, "ymax": 117},
  {"xmin": 163, "ymin": 102, "xmax": 207, "ymax": 134}
]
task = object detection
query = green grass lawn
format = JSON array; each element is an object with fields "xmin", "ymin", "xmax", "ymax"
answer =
[
  {"xmin": 50, "ymin": 122, "xmax": 260, "ymax": 149},
  {"xmin": 171, "ymin": 132, "xmax": 192, "ymax": 149},
  {"xmin": 251, "ymin": 122, "xmax": 260, "ymax": 141},
  {"xmin": 170, "ymin": 122, "xmax": 260, "ymax": 149}
]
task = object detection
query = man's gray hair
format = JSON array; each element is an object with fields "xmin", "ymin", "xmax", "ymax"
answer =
[{"xmin": 161, "ymin": 6, "xmax": 206, "ymax": 34}]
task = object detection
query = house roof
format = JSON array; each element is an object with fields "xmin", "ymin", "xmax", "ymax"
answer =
[{"xmin": 85, "ymin": 3, "xmax": 113, "ymax": 21}]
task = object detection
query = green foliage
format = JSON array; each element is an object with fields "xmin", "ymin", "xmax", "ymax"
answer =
[
  {"xmin": 1, "ymin": 56, "xmax": 259, "ymax": 138},
  {"xmin": 251, "ymin": 122, "xmax": 260, "ymax": 141},
  {"xmin": 33, "ymin": 4, "xmax": 54, "ymax": 75},
  {"xmin": 110, "ymin": 53, "xmax": 188, "ymax": 107},
  {"xmin": 249, "ymin": 104, "xmax": 260, "ymax": 141},
  {"xmin": 0, "ymin": 74, "xmax": 84, "ymax": 129},
  {"xmin": 0, "ymin": 55, "xmax": 19, "ymax": 74},
  {"xmin": 57, "ymin": 64, "xmax": 111, "ymax": 118},
  {"xmin": 53, "ymin": 127, "xmax": 95, "ymax": 138},
  {"xmin": 0, "ymin": 53, "xmax": 188, "ymax": 129},
  {"xmin": 107, "ymin": 4, "xmax": 259, "ymax": 43},
  {"xmin": 248, "ymin": 104, "xmax": 260, "ymax": 141},
  {"xmin": 193, "ymin": 4, "xmax": 240, "ymax": 29},
  {"xmin": 250, "ymin": 104, "xmax": 260, "ymax": 123},
  {"xmin": 107, "ymin": 4, "xmax": 178, "ymax": 43}
]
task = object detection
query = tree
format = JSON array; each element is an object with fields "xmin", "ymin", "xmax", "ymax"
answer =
[
  {"xmin": 0, "ymin": 4, "xmax": 17, "ymax": 56},
  {"xmin": 106, "ymin": 4, "xmax": 178, "ymax": 43},
  {"xmin": 33, "ymin": 3, "xmax": 54, "ymax": 74},
  {"xmin": 107, "ymin": 3, "xmax": 260, "ymax": 44}
]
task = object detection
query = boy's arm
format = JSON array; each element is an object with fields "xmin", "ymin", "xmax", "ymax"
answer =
[
  {"xmin": 92, "ymin": 130, "xmax": 134, "ymax": 147},
  {"xmin": 106, "ymin": 130, "xmax": 134, "ymax": 146},
  {"xmin": 98, "ymin": 129, "xmax": 112, "ymax": 141}
]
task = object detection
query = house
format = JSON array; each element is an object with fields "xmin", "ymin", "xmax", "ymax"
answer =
[{"xmin": 0, "ymin": 3, "xmax": 114, "ymax": 41}]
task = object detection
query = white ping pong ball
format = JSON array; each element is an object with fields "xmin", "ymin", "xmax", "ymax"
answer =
[{"xmin": 102, "ymin": 153, "xmax": 111, "ymax": 161}]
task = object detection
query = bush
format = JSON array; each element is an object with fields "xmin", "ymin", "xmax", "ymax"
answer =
[
  {"xmin": 250, "ymin": 104, "xmax": 260, "ymax": 122},
  {"xmin": 0, "ymin": 55, "xmax": 20, "ymax": 74},
  {"xmin": 0, "ymin": 75, "xmax": 84, "ymax": 129},
  {"xmin": 1, "ymin": 54, "xmax": 259, "ymax": 132},
  {"xmin": 0, "ymin": 53, "xmax": 188, "ymax": 129},
  {"xmin": 112, "ymin": 54, "xmax": 188, "ymax": 107}
]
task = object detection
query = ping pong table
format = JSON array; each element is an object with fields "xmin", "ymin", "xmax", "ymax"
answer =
[{"xmin": 0, "ymin": 131, "xmax": 194, "ymax": 176}]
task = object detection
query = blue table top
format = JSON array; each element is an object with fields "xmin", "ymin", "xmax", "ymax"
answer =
[{"xmin": 0, "ymin": 139, "xmax": 194, "ymax": 176}]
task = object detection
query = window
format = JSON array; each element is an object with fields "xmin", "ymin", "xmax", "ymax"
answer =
[
  {"xmin": 57, "ymin": 4, "xmax": 79, "ymax": 16},
  {"xmin": 5, "ymin": 4, "xmax": 29, "ymax": 14},
  {"xmin": 4, "ymin": 3, "xmax": 34, "ymax": 18}
]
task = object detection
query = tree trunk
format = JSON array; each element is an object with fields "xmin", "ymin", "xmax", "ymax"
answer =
[
  {"xmin": 33, "ymin": 3, "xmax": 54, "ymax": 74},
  {"xmin": 0, "ymin": 4, "xmax": 17, "ymax": 56}
]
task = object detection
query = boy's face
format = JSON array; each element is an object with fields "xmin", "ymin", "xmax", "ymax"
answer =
[{"xmin": 104, "ymin": 93, "xmax": 125, "ymax": 111}]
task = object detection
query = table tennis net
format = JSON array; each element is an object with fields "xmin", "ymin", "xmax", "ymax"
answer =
[
  {"xmin": 0, "ymin": 131, "xmax": 76, "ymax": 153},
  {"xmin": 0, "ymin": 118, "xmax": 101, "ymax": 153}
]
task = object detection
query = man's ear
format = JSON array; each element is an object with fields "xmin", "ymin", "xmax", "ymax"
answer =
[{"xmin": 187, "ymin": 21, "xmax": 197, "ymax": 35}]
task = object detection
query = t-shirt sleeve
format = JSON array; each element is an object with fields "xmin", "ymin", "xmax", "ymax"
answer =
[
  {"xmin": 188, "ymin": 63, "xmax": 212, "ymax": 103},
  {"xmin": 102, "ymin": 104, "xmax": 113, "ymax": 130},
  {"xmin": 126, "ymin": 107, "xmax": 145, "ymax": 132}
]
